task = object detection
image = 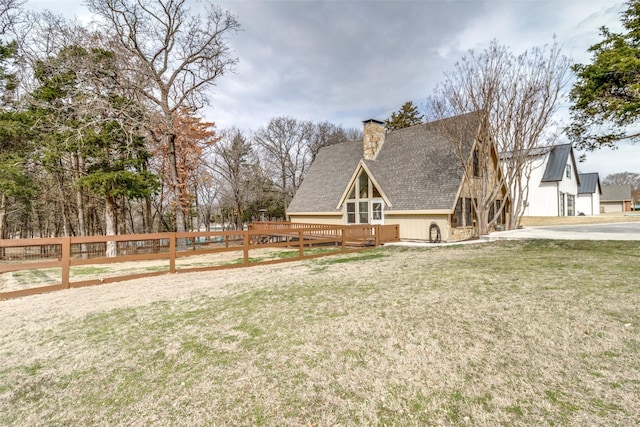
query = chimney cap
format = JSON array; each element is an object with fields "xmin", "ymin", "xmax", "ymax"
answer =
[{"xmin": 362, "ymin": 119, "xmax": 384, "ymax": 125}]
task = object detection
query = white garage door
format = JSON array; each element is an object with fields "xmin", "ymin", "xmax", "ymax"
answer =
[{"xmin": 602, "ymin": 202, "xmax": 623, "ymax": 213}]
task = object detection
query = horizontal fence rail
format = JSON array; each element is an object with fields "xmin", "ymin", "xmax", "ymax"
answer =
[{"xmin": 0, "ymin": 223, "xmax": 400, "ymax": 300}]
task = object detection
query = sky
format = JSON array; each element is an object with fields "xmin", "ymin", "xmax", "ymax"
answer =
[{"xmin": 27, "ymin": 0, "xmax": 639, "ymax": 179}]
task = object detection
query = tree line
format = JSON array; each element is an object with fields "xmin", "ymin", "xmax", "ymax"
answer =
[
  {"xmin": 1, "ymin": 0, "xmax": 638, "ymax": 243},
  {"xmin": 0, "ymin": 0, "xmax": 361, "ymax": 242}
]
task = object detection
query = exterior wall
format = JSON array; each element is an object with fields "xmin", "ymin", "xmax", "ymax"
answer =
[
  {"xmin": 289, "ymin": 213, "xmax": 474, "ymax": 243},
  {"xmin": 289, "ymin": 214, "xmax": 343, "ymax": 225},
  {"xmin": 524, "ymin": 182, "xmax": 559, "ymax": 216},
  {"xmin": 383, "ymin": 213, "xmax": 475, "ymax": 242},
  {"xmin": 576, "ymin": 192, "xmax": 600, "ymax": 215}
]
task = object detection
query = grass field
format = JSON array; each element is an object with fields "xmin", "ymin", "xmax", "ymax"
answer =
[{"xmin": 1, "ymin": 240, "xmax": 639, "ymax": 426}]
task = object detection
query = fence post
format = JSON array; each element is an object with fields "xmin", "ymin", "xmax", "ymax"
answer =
[
  {"xmin": 243, "ymin": 231, "xmax": 249, "ymax": 266},
  {"xmin": 169, "ymin": 233, "xmax": 176, "ymax": 273},
  {"xmin": 61, "ymin": 238, "xmax": 70, "ymax": 289},
  {"xmin": 341, "ymin": 226, "xmax": 346, "ymax": 252},
  {"xmin": 298, "ymin": 230, "xmax": 304, "ymax": 258},
  {"xmin": 375, "ymin": 225, "xmax": 380, "ymax": 247}
]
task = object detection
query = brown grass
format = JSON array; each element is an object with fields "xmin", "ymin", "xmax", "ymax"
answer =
[
  {"xmin": 520, "ymin": 212, "xmax": 640, "ymax": 226},
  {"xmin": 0, "ymin": 241, "xmax": 639, "ymax": 426}
]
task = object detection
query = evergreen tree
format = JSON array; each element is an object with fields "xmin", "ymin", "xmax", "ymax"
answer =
[
  {"xmin": 385, "ymin": 101, "xmax": 424, "ymax": 131},
  {"xmin": 569, "ymin": 0, "xmax": 640, "ymax": 149}
]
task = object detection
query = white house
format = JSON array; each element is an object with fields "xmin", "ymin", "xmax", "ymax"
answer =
[
  {"xmin": 576, "ymin": 173, "xmax": 602, "ymax": 215},
  {"xmin": 520, "ymin": 144, "xmax": 581, "ymax": 216}
]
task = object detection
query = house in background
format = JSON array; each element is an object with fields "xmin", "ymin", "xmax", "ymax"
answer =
[
  {"xmin": 600, "ymin": 185, "xmax": 633, "ymax": 213},
  {"xmin": 519, "ymin": 143, "xmax": 593, "ymax": 217},
  {"xmin": 577, "ymin": 172, "xmax": 602, "ymax": 215},
  {"xmin": 287, "ymin": 113, "xmax": 509, "ymax": 242}
]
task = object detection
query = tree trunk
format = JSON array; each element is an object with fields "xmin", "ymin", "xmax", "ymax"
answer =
[
  {"xmin": 0, "ymin": 193, "xmax": 7, "ymax": 259},
  {"xmin": 105, "ymin": 195, "xmax": 117, "ymax": 258},
  {"xmin": 166, "ymin": 132, "xmax": 186, "ymax": 249}
]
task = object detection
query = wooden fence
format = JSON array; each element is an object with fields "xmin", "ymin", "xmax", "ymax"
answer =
[{"xmin": 0, "ymin": 223, "xmax": 399, "ymax": 300}]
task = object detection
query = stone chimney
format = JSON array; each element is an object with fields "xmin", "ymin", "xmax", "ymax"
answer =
[{"xmin": 362, "ymin": 119, "xmax": 385, "ymax": 160}]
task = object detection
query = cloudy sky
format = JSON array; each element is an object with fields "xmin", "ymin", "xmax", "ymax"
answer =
[{"xmin": 28, "ymin": 0, "xmax": 638, "ymax": 178}]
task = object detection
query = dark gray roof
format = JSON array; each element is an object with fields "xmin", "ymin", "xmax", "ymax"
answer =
[
  {"xmin": 601, "ymin": 184, "xmax": 632, "ymax": 201},
  {"xmin": 541, "ymin": 144, "xmax": 579, "ymax": 185},
  {"xmin": 578, "ymin": 173, "xmax": 601, "ymax": 194},
  {"xmin": 287, "ymin": 112, "xmax": 480, "ymax": 213}
]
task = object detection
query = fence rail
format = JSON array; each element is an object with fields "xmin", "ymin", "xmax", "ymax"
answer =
[{"xmin": 0, "ymin": 223, "xmax": 399, "ymax": 300}]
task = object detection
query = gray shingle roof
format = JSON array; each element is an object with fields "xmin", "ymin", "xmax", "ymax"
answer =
[
  {"xmin": 287, "ymin": 113, "xmax": 480, "ymax": 213},
  {"xmin": 578, "ymin": 173, "xmax": 601, "ymax": 194},
  {"xmin": 541, "ymin": 144, "xmax": 579, "ymax": 184},
  {"xmin": 601, "ymin": 184, "xmax": 632, "ymax": 201}
]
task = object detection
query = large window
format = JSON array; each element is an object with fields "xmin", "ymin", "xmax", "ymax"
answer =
[
  {"xmin": 567, "ymin": 194, "xmax": 575, "ymax": 216},
  {"xmin": 345, "ymin": 169, "xmax": 383, "ymax": 224},
  {"xmin": 559, "ymin": 192, "xmax": 565, "ymax": 216},
  {"xmin": 464, "ymin": 198, "xmax": 473, "ymax": 227},
  {"xmin": 454, "ymin": 198, "xmax": 477, "ymax": 228}
]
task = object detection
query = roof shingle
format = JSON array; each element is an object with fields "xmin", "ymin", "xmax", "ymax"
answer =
[{"xmin": 287, "ymin": 112, "xmax": 480, "ymax": 213}]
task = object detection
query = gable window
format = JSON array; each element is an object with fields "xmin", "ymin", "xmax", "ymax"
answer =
[
  {"xmin": 566, "ymin": 164, "xmax": 571, "ymax": 179},
  {"xmin": 473, "ymin": 150, "xmax": 480, "ymax": 177},
  {"xmin": 344, "ymin": 169, "xmax": 383, "ymax": 224}
]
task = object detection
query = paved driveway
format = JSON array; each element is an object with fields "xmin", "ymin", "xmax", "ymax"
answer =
[{"xmin": 491, "ymin": 222, "xmax": 640, "ymax": 241}]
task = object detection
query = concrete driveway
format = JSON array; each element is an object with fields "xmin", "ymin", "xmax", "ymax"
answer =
[{"xmin": 490, "ymin": 222, "xmax": 640, "ymax": 241}]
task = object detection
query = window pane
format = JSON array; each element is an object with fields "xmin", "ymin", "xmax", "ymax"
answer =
[
  {"xmin": 358, "ymin": 171, "xmax": 369, "ymax": 198},
  {"xmin": 372, "ymin": 202, "xmax": 382, "ymax": 220},
  {"xmin": 359, "ymin": 201, "xmax": 368, "ymax": 223},
  {"xmin": 454, "ymin": 198, "xmax": 462, "ymax": 228},
  {"xmin": 568, "ymin": 195, "xmax": 575, "ymax": 216},
  {"xmin": 464, "ymin": 198, "xmax": 472, "ymax": 227},
  {"xmin": 347, "ymin": 202, "xmax": 356, "ymax": 224},
  {"xmin": 372, "ymin": 185, "xmax": 381, "ymax": 198},
  {"xmin": 348, "ymin": 186, "xmax": 355, "ymax": 200}
]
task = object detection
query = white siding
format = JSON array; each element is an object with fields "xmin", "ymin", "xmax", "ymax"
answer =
[
  {"xmin": 576, "ymin": 191, "xmax": 600, "ymax": 215},
  {"xmin": 522, "ymin": 150, "xmax": 579, "ymax": 216}
]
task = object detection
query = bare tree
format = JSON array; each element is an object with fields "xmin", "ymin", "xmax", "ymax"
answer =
[
  {"xmin": 86, "ymin": 0, "xmax": 240, "ymax": 242},
  {"xmin": 426, "ymin": 40, "xmax": 570, "ymax": 231},
  {"xmin": 253, "ymin": 116, "xmax": 314, "ymax": 215},
  {"xmin": 309, "ymin": 121, "xmax": 357, "ymax": 160},
  {"xmin": 208, "ymin": 128, "xmax": 254, "ymax": 229}
]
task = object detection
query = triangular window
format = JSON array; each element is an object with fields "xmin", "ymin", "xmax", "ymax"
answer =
[{"xmin": 344, "ymin": 169, "xmax": 384, "ymax": 224}]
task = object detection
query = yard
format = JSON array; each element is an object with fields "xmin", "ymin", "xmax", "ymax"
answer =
[{"xmin": 1, "ymin": 240, "xmax": 639, "ymax": 426}]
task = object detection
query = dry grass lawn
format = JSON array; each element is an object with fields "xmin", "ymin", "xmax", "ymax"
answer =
[
  {"xmin": 0, "ymin": 240, "xmax": 639, "ymax": 426},
  {"xmin": 520, "ymin": 212, "xmax": 640, "ymax": 226}
]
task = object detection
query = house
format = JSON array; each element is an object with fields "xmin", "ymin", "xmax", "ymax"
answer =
[
  {"xmin": 520, "ymin": 144, "xmax": 581, "ymax": 216},
  {"xmin": 576, "ymin": 172, "xmax": 602, "ymax": 215},
  {"xmin": 286, "ymin": 112, "xmax": 509, "ymax": 242},
  {"xmin": 600, "ymin": 185, "xmax": 633, "ymax": 213}
]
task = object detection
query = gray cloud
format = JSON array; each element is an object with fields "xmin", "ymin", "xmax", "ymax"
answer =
[{"xmin": 28, "ymin": 0, "xmax": 639, "ymax": 177}]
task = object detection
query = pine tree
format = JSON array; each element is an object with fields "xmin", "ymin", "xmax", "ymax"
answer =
[{"xmin": 385, "ymin": 101, "xmax": 424, "ymax": 131}]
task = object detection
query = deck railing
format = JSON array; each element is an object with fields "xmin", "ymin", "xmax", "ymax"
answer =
[{"xmin": 0, "ymin": 223, "xmax": 399, "ymax": 300}]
